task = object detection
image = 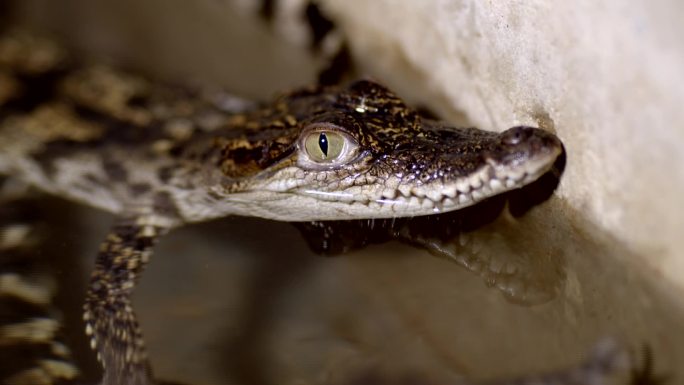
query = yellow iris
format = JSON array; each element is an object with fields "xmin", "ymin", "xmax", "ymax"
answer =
[{"xmin": 304, "ymin": 131, "xmax": 346, "ymax": 162}]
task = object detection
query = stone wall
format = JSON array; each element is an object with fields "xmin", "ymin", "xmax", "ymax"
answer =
[{"xmin": 323, "ymin": 0, "xmax": 684, "ymax": 292}]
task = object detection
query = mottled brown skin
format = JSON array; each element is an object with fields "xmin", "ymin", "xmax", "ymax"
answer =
[
  {"xmin": 0, "ymin": 178, "xmax": 79, "ymax": 384},
  {"xmin": 84, "ymin": 222, "xmax": 165, "ymax": 385},
  {"xmin": 216, "ymin": 80, "xmax": 552, "ymax": 179},
  {"xmin": 0, "ymin": 27, "xmax": 659, "ymax": 385}
]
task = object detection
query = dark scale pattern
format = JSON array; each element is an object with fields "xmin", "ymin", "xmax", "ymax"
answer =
[
  {"xmin": 83, "ymin": 222, "xmax": 167, "ymax": 385},
  {"xmin": 0, "ymin": 182, "xmax": 79, "ymax": 384},
  {"xmin": 204, "ymin": 79, "xmax": 561, "ymax": 194},
  {"xmin": 0, "ymin": 15, "xmax": 661, "ymax": 385}
]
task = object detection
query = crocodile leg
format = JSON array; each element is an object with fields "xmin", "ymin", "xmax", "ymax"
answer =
[{"xmin": 83, "ymin": 219, "xmax": 170, "ymax": 385}]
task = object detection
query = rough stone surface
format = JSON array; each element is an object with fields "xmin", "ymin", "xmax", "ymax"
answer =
[{"xmin": 322, "ymin": 0, "xmax": 684, "ymax": 292}]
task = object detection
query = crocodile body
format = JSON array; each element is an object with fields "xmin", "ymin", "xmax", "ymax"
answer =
[
  {"xmin": 0, "ymin": 180, "xmax": 79, "ymax": 384},
  {"xmin": 0, "ymin": 30, "xmax": 563, "ymax": 224},
  {"xmin": 0, "ymin": 5, "xmax": 655, "ymax": 385}
]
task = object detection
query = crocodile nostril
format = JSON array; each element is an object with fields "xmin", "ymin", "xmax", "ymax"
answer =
[{"xmin": 502, "ymin": 126, "xmax": 533, "ymax": 146}]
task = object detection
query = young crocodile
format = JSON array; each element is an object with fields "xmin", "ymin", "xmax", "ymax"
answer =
[{"xmin": 0, "ymin": 29, "xmax": 568, "ymax": 384}]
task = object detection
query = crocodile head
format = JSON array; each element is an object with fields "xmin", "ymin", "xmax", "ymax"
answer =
[{"xmin": 197, "ymin": 80, "xmax": 563, "ymax": 221}]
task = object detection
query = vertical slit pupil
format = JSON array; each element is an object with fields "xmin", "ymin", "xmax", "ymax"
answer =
[{"xmin": 318, "ymin": 133, "xmax": 328, "ymax": 157}]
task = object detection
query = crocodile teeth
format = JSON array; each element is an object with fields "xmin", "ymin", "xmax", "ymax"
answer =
[
  {"xmin": 433, "ymin": 201, "xmax": 444, "ymax": 212},
  {"xmin": 408, "ymin": 196, "xmax": 421, "ymax": 207},
  {"xmin": 387, "ymin": 163, "xmax": 541, "ymax": 211},
  {"xmin": 443, "ymin": 185, "xmax": 458, "ymax": 198},
  {"xmin": 421, "ymin": 198, "xmax": 434, "ymax": 209},
  {"xmin": 426, "ymin": 189, "xmax": 443, "ymax": 202},
  {"xmin": 471, "ymin": 189, "xmax": 485, "ymax": 201},
  {"xmin": 469, "ymin": 173, "xmax": 483, "ymax": 189},
  {"xmin": 489, "ymin": 179, "xmax": 504, "ymax": 193},
  {"xmin": 483, "ymin": 165, "xmax": 495, "ymax": 181},
  {"xmin": 502, "ymin": 169, "xmax": 524, "ymax": 182},
  {"xmin": 456, "ymin": 178, "xmax": 470, "ymax": 193},
  {"xmin": 397, "ymin": 184, "xmax": 412, "ymax": 198},
  {"xmin": 411, "ymin": 188, "xmax": 426, "ymax": 198},
  {"xmin": 381, "ymin": 189, "xmax": 397, "ymax": 200}
]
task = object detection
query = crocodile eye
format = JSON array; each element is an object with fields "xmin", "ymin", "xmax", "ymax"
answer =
[
  {"xmin": 298, "ymin": 123, "xmax": 359, "ymax": 169},
  {"xmin": 303, "ymin": 131, "xmax": 347, "ymax": 163}
]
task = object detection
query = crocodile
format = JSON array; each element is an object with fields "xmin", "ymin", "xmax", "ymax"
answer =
[
  {"xmin": 0, "ymin": 178, "xmax": 80, "ymax": 384},
  {"xmin": 0, "ymin": 10, "xmax": 662, "ymax": 383},
  {"xmin": 0, "ymin": 26, "xmax": 569, "ymax": 385}
]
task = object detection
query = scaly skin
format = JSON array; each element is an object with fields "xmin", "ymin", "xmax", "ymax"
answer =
[
  {"xmin": 0, "ymin": 29, "xmax": 607, "ymax": 385},
  {"xmin": 0, "ymin": 178, "xmax": 79, "ymax": 384}
]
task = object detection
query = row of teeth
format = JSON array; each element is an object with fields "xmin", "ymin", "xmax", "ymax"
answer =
[{"xmin": 380, "ymin": 165, "xmax": 529, "ymax": 208}]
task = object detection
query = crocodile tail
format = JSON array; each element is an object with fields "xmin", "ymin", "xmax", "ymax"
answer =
[{"xmin": 0, "ymin": 177, "xmax": 80, "ymax": 385}]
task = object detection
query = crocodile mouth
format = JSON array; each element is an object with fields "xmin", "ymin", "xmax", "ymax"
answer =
[
  {"xmin": 253, "ymin": 125, "xmax": 563, "ymax": 221},
  {"xmin": 289, "ymin": 142, "xmax": 562, "ymax": 219},
  {"xmin": 378, "ymin": 167, "xmax": 526, "ymax": 212},
  {"xmin": 292, "ymin": 132, "xmax": 563, "ymax": 216},
  {"xmin": 196, "ymin": 81, "xmax": 565, "ymax": 222},
  {"xmin": 378, "ymin": 147, "xmax": 563, "ymax": 213}
]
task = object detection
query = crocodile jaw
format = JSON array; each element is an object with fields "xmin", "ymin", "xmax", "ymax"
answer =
[{"xmin": 215, "ymin": 140, "xmax": 562, "ymax": 222}]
